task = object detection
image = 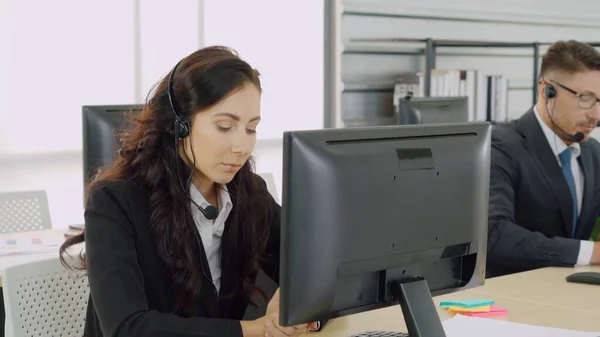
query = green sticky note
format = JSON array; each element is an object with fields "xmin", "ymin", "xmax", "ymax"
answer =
[
  {"xmin": 439, "ymin": 299, "xmax": 495, "ymax": 308},
  {"xmin": 591, "ymin": 218, "xmax": 600, "ymax": 241}
]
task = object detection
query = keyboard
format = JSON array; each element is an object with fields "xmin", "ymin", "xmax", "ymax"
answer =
[{"xmin": 350, "ymin": 332, "xmax": 409, "ymax": 337}]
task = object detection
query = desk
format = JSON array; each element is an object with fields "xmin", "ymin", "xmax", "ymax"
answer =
[
  {"xmin": 1, "ymin": 231, "xmax": 598, "ymax": 335},
  {"xmin": 470, "ymin": 266, "xmax": 600, "ymax": 314},
  {"xmin": 0, "ymin": 229, "xmax": 81, "ymax": 287},
  {"xmin": 315, "ymin": 267, "xmax": 600, "ymax": 336}
]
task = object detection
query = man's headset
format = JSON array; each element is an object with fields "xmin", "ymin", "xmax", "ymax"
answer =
[
  {"xmin": 167, "ymin": 60, "xmax": 219, "ymax": 220},
  {"xmin": 545, "ymin": 83, "xmax": 585, "ymax": 143}
]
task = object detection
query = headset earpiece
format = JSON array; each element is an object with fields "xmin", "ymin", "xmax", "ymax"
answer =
[
  {"xmin": 174, "ymin": 116, "xmax": 190, "ymax": 139},
  {"xmin": 546, "ymin": 84, "xmax": 557, "ymax": 99}
]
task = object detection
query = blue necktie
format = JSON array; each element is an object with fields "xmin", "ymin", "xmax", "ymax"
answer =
[{"xmin": 559, "ymin": 148, "xmax": 578, "ymax": 236}]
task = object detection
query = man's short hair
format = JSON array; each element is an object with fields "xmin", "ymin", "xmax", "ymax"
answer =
[{"xmin": 540, "ymin": 40, "xmax": 600, "ymax": 79}]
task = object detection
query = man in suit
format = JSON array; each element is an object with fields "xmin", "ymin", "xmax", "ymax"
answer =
[{"xmin": 487, "ymin": 40, "xmax": 600, "ymax": 278}]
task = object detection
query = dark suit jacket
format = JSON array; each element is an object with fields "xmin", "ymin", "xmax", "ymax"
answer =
[
  {"xmin": 487, "ymin": 109, "xmax": 600, "ymax": 278},
  {"xmin": 81, "ymin": 175, "xmax": 281, "ymax": 337}
]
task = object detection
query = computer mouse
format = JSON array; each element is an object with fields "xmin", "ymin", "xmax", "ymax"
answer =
[{"xmin": 565, "ymin": 272, "xmax": 600, "ymax": 285}]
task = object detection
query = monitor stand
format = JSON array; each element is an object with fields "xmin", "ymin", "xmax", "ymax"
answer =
[
  {"xmin": 391, "ymin": 277, "xmax": 446, "ymax": 337},
  {"xmin": 348, "ymin": 278, "xmax": 446, "ymax": 337}
]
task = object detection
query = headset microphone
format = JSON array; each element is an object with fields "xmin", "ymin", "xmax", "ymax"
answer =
[
  {"xmin": 571, "ymin": 131, "xmax": 585, "ymax": 142},
  {"xmin": 189, "ymin": 199, "xmax": 218, "ymax": 220},
  {"xmin": 185, "ymin": 193, "xmax": 219, "ymax": 220},
  {"xmin": 200, "ymin": 205, "xmax": 219, "ymax": 220},
  {"xmin": 546, "ymin": 84, "xmax": 585, "ymax": 143}
]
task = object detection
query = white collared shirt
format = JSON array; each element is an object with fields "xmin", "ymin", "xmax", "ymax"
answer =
[
  {"xmin": 533, "ymin": 106, "xmax": 593, "ymax": 265},
  {"xmin": 189, "ymin": 183, "xmax": 233, "ymax": 293}
]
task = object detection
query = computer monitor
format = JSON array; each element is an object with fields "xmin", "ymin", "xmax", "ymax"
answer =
[
  {"xmin": 279, "ymin": 122, "xmax": 490, "ymax": 336},
  {"xmin": 396, "ymin": 96, "xmax": 469, "ymax": 125},
  {"xmin": 82, "ymin": 104, "xmax": 143, "ymax": 187}
]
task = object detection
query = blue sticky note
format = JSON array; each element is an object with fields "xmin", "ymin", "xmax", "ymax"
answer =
[{"xmin": 439, "ymin": 299, "xmax": 495, "ymax": 308}]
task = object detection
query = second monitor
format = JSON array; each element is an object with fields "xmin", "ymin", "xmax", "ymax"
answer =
[
  {"xmin": 396, "ymin": 96, "xmax": 469, "ymax": 125},
  {"xmin": 279, "ymin": 122, "xmax": 491, "ymax": 336},
  {"xmin": 82, "ymin": 104, "xmax": 143, "ymax": 187}
]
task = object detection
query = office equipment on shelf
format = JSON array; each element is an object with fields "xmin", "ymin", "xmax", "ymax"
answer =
[
  {"xmin": 279, "ymin": 122, "xmax": 492, "ymax": 337},
  {"xmin": 441, "ymin": 314, "xmax": 600, "ymax": 337},
  {"xmin": 396, "ymin": 95, "xmax": 468, "ymax": 125},
  {"xmin": 342, "ymin": 83, "xmax": 397, "ymax": 127},
  {"xmin": 82, "ymin": 104, "xmax": 143, "ymax": 188},
  {"xmin": 565, "ymin": 272, "xmax": 600, "ymax": 285}
]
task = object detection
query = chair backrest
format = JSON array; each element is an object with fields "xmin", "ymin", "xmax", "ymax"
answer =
[
  {"xmin": 2, "ymin": 256, "xmax": 89, "ymax": 337},
  {"xmin": 258, "ymin": 172, "xmax": 279, "ymax": 203},
  {"xmin": 0, "ymin": 190, "xmax": 52, "ymax": 234}
]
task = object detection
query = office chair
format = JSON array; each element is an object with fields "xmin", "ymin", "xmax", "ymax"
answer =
[
  {"xmin": 0, "ymin": 190, "xmax": 52, "ymax": 234},
  {"xmin": 2, "ymin": 256, "xmax": 89, "ymax": 337}
]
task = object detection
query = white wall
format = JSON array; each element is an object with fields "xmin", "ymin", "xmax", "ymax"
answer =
[
  {"xmin": 203, "ymin": 0, "xmax": 324, "ymax": 139},
  {"xmin": 0, "ymin": 0, "xmax": 322, "ymax": 228},
  {"xmin": 345, "ymin": 0, "xmax": 600, "ymax": 26},
  {"xmin": 137, "ymin": 1, "xmax": 204, "ymax": 100}
]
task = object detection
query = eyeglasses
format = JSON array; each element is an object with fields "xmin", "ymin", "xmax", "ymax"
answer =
[{"xmin": 551, "ymin": 80, "xmax": 600, "ymax": 109}]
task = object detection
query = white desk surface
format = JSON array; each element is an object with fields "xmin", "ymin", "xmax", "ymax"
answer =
[{"xmin": 0, "ymin": 229, "xmax": 82, "ymax": 286}]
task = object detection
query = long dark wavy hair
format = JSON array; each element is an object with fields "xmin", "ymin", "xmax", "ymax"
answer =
[{"xmin": 59, "ymin": 46, "xmax": 272, "ymax": 314}]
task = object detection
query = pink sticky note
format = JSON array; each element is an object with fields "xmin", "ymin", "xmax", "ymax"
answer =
[{"xmin": 460, "ymin": 305, "xmax": 508, "ymax": 317}]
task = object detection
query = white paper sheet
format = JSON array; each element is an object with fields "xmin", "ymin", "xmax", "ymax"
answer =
[{"xmin": 442, "ymin": 314, "xmax": 600, "ymax": 337}]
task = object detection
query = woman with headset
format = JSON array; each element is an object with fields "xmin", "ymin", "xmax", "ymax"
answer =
[{"xmin": 60, "ymin": 46, "xmax": 317, "ymax": 337}]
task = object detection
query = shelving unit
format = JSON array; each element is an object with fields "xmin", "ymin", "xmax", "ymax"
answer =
[
  {"xmin": 348, "ymin": 38, "xmax": 600, "ymax": 105},
  {"xmin": 324, "ymin": 0, "xmax": 600, "ymax": 129}
]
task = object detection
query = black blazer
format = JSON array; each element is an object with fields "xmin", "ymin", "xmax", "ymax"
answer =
[
  {"xmin": 487, "ymin": 108, "xmax": 600, "ymax": 278},
  {"xmin": 81, "ymin": 175, "xmax": 281, "ymax": 337}
]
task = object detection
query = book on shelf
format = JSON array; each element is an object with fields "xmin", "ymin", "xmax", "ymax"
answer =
[{"xmin": 393, "ymin": 69, "xmax": 509, "ymax": 123}]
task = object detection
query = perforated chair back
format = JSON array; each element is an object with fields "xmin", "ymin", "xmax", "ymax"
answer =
[
  {"xmin": 0, "ymin": 190, "xmax": 52, "ymax": 234},
  {"xmin": 2, "ymin": 256, "xmax": 89, "ymax": 337},
  {"xmin": 258, "ymin": 172, "xmax": 279, "ymax": 203}
]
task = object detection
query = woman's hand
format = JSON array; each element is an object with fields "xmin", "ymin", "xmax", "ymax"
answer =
[
  {"xmin": 263, "ymin": 288, "xmax": 307, "ymax": 336},
  {"xmin": 241, "ymin": 288, "xmax": 318, "ymax": 337}
]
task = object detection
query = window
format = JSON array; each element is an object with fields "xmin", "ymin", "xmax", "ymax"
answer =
[{"xmin": 0, "ymin": 0, "xmax": 136, "ymax": 155}]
